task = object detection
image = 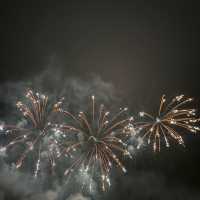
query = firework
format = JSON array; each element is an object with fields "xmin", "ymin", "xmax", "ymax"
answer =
[
  {"xmin": 55, "ymin": 96, "xmax": 133, "ymax": 191},
  {"xmin": 0, "ymin": 89, "xmax": 63, "ymax": 177},
  {"xmin": 136, "ymin": 94, "xmax": 200, "ymax": 152}
]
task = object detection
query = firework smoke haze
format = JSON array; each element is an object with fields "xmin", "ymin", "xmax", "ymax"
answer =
[{"xmin": 0, "ymin": 67, "xmax": 133, "ymax": 199}]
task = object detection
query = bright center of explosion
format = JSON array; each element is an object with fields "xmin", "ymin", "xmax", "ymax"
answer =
[
  {"xmin": 88, "ymin": 135, "xmax": 98, "ymax": 143},
  {"xmin": 156, "ymin": 117, "xmax": 161, "ymax": 123}
]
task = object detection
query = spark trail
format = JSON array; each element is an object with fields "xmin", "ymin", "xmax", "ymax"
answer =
[
  {"xmin": 0, "ymin": 90, "xmax": 63, "ymax": 177},
  {"xmin": 136, "ymin": 95, "xmax": 200, "ymax": 151},
  {"xmin": 55, "ymin": 95, "xmax": 134, "ymax": 191}
]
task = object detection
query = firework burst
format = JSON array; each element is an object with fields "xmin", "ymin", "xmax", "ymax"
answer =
[
  {"xmin": 55, "ymin": 96, "xmax": 133, "ymax": 191},
  {"xmin": 0, "ymin": 89, "xmax": 63, "ymax": 177},
  {"xmin": 136, "ymin": 94, "xmax": 200, "ymax": 152}
]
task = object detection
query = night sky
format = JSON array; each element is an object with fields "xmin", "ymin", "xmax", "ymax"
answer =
[{"xmin": 1, "ymin": 1, "xmax": 200, "ymax": 200}]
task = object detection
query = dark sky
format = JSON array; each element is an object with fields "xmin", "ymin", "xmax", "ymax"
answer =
[
  {"xmin": 1, "ymin": 1, "xmax": 200, "ymax": 200},
  {"xmin": 1, "ymin": 1, "xmax": 200, "ymax": 107}
]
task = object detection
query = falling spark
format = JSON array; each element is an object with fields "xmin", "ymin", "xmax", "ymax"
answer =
[
  {"xmin": 56, "ymin": 96, "xmax": 133, "ymax": 191},
  {"xmin": 0, "ymin": 89, "xmax": 64, "ymax": 175},
  {"xmin": 136, "ymin": 95, "xmax": 200, "ymax": 151}
]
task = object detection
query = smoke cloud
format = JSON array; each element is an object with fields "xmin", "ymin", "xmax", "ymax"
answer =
[{"xmin": 0, "ymin": 67, "xmax": 199, "ymax": 200}]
